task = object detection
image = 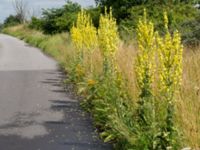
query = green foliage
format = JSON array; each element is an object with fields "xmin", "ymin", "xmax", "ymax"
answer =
[
  {"xmin": 95, "ymin": 0, "xmax": 196, "ymax": 22},
  {"xmin": 29, "ymin": 1, "xmax": 81, "ymax": 34},
  {"xmin": 180, "ymin": 11, "xmax": 200, "ymax": 45},
  {"xmin": 43, "ymin": 1, "xmax": 80, "ymax": 34},
  {"xmin": 3, "ymin": 15, "xmax": 21, "ymax": 27},
  {"xmin": 95, "ymin": 0, "xmax": 146, "ymax": 21},
  {"xmin": 0, "ymin": 23, "xmax": 3, "ymax": 31},
  {"xmin": 119, "ymin": 4, "xmax": 200, "ymax": 44},
  {"xmin": 86, "ymin": 7, "xmax": 101, "ymax": 28},
  {"xmin": 95, "ymin": 0, "xmax": 200, "ymax": 45},
  {"xmin": 28, "ymin": 17, "xmax": 43, "ymax": 30}
]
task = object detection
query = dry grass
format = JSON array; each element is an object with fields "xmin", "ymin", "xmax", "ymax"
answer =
[
  {"xmin": 116, "ymin": 43, "xmax": 138, "ymax": 101},
  {"xmin": 3, "ymin": 25, "xmax": 200, "ymax": 148},
  {"xmin": 82, "ymin": 39, "xmax": 200, "ymax": 148},
  {"xmin": 116, "ymin": 43, "xmax": 200, "ymax": 148},
  {"xmin": 176, "ymin": 47, "xmax": 200, "ymax": 148}
]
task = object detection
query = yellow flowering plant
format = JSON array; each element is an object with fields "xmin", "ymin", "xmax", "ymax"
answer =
[
  {"xmin": 87, "ymin": 8, "xmax": 134, "ymax": 144},
  {"xmin": 135, "ymin": 9, "xmax": 159, "ymax": 149},
  {"xmin": 157, "ymin": 12, "xmax": 183, "ymax": 95},
  {"xmin": 98, "ymin": 7, "xmax": 119, "ymax": 74},
  {"xmin": 70, "ymin": 9, "xmax": 97, "ymax": 81},
  {"xmin": 135, "ymin": 10, "xmax": 183, "ymax": 149},
  {"xmin": 71, "ymin": 9, "xmax": 97, "ymax": 53},
  {"xmin": 156, "ymin": 11, "xmax": 183, "ymax": 149},
  {"xmin": 136, "ymin": 9, "xmax": 156, "ymax": 97}
]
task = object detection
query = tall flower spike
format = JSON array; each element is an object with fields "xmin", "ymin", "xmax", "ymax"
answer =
[
  {"xmin": 164, "ymin": 11, "xmax": 169, "ymax": 31},
  {"xmin": 98, "ymin": 7, "xmax": 119, "ymax": 58},
  {"xmin": 157, "ymin": 12, "xmax": 183, "ymax": 94},
  {"xmin": 136, "ymin": 9, "xmax": 156, "ymax": 94},
  {"xmin": 71, "ymin": 9, "xmax": 97, "ymax": 54}
]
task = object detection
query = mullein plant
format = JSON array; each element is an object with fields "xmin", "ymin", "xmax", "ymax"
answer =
[
  {"xmin": 98, "ymin": 7, "xmax": 119, "ymax": 75},
  {"xmin": 156, "ymin": 12, "xmax": 183, "ymax": 150},
  {"xmin": 70, "ymin": 8, "xmax": 183, "ymax": 149},
  {"xmin": 135, "ymin": 10, "xmax": 183, "ymax": 149},
  {"xmin": 135, "ymin": 9, "xmax": 158, "ymax": 149},
  {"xmin": 90, "ymin": 8, "xmax": 132, "ymax": 143},
  {"xmin": 70, "ymin": 9, "xmax": 97, "ymax": 82}
]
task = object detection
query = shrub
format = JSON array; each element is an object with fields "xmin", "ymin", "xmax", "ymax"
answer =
[
  {"xmin": 36, "ymin": 1, "xmax": 81, "ymax": 34},
  {"xmin": 87, "ymin": 7, "xmax": 101, "ymax": 28},
  {"xmin": 3, "ymin": 15, "xmax": 21, "ymax": 27},
  {"xmin": 180, "ymin": 12, "xmax": 200, "ymax": 45},
  {"xmin": 28, "ymin": 17, "xmax": 43, "ymax": 30},
  {"xmin": 119, "ymin": 4, "xmax": 199, "ymax": 44}
]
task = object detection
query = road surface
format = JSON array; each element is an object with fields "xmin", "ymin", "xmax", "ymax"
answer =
[{"xmin": 0, "ymin": 34, "xmax": 111, "ymax": 150}]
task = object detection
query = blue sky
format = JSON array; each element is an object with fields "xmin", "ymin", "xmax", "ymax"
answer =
[{"xmin": 0, "ymin": 0, "xmax": 95, "ymax": 23}]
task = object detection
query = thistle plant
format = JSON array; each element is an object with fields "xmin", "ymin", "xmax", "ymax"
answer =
[{"xmin": 98, "ymin": 7, "xmax": 119, "ymax": 75}]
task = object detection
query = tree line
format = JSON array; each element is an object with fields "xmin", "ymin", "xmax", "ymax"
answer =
[{"xmin": 2, "ymin": 0, "xmax": 200, "ymax": 45}]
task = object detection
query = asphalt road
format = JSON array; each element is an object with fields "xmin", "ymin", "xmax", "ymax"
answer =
[{"xmin": 0, "ymin": 34, "xmax": 112, "ymax": 150}]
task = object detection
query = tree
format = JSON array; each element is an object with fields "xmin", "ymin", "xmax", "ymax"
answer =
[
  {"xmin": 95, "ymin": 0, "xmax": 145, "ymax": 21},
  {"xmin": 12, "ymin": 0, "xmax": 28, "ymax": 23},
  {"xmin": 0, "ymin": 23, "xmax": 3, "ymax": 31},
  {"xmin": 3, "ymin": 15, "xmax": 21, "ymax": 27},
  {"xmin": 40, "ymin": 0, "xmax": 81, "ymax": 34},
  {"xmin": 95, "ymin": 0, "xmax": 197, "ymax": 21}
]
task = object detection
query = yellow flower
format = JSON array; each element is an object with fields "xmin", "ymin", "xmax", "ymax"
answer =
[
  {"xmin": 98, "ymin": 7, "xmax": 119, "ymax": 59},
  {"xmin": 75, "ymin": 64, "xmax": 85, "ymax": 77},
  {"xmin": 71, "ymin": 9, "xmax": 97, "ymax": 55},
  {"xmin": 157, "ymin": 13, "xmax": 183, "ymax": 94},
  {"xmin": 87, "ymin": 79, "xmax": 96, "ymax": 86},
  {"xmin": 70, "ymin": 9, "xmax": 98, "ymax": 75},
  {"xmin": 136, "ymin": 9, "xmax": 156, "ymax": 92},
  {"xmin": 164, "ymin": 11, "xmax": 169, "ymax": 30}
]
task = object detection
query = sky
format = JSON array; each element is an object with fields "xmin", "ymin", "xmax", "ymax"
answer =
[{"xmin": 0, "ymin": 0, "xmax": 95, "ymax": 23}]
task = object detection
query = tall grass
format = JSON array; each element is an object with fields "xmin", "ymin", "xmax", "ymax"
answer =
[{"xmin": 3, "ymin": 23, "xmax": 200, "ymax": 149}]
